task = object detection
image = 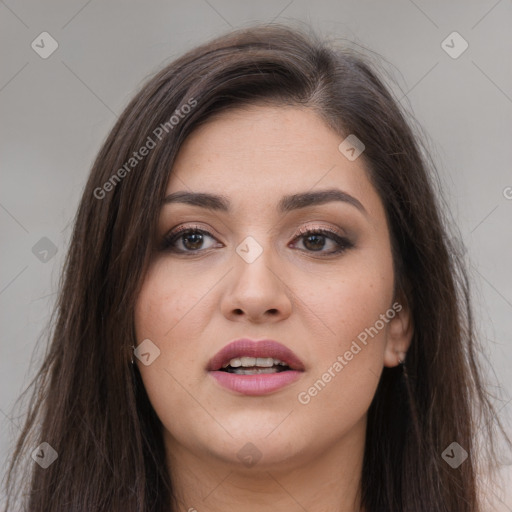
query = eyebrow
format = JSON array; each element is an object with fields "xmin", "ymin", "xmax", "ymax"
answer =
[{"xmin": 162, "ymin": 188, "xmax": 367, "ymax": 215}]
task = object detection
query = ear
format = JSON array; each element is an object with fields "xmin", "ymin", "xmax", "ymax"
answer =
[{"xmin": 383, "ymin": 291, "xmax": 414, "ymax": 368}]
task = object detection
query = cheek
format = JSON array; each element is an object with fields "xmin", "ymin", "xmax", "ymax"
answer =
[
  {"xmin": 134, "ymin": 259, "xmax": 208, "ymax": 340},
  {"xmin": 133, "ymin": 260, "xmax": 198, "ymax": 372},
  {"xmin": 304, "ymin": 250, "xmax": 395, "ymax": 353},
  {"xmin": 133, "ymin": 262, "xmax": 209, "ymax": 436},
  {"xmin": 294, "ymin": 251, "xmax": 394, "ymax": 418}
]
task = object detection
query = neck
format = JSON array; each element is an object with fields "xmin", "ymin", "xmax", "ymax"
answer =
[{"xmin": 164, "ymin": 417, "xmax": 367, "ymax": 512}]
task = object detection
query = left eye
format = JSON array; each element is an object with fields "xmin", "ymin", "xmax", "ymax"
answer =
[
  {"xmin": 290, "ymin": 227, "xmax": 353, "ymax": 255},
  {"xmin": 160, "ymin": 226, "xmax": 353, "ymax": 256}
]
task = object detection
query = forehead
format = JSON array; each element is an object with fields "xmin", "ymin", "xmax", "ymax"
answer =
[
  {"xmin": 171, "ymin": 105, "xmax": 347, "ymax": 176},
  {"xmin": 165, "ymin": 105, "xmax": 382, "ymax": 220}
]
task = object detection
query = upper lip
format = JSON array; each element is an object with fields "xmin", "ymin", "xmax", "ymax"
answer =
[{"xmin": 207, "ymin": 338, "xmax": 305, "ymax": 371}]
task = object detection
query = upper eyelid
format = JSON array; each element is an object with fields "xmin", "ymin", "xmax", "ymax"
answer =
[{"xmin": 166, "ymin": 223, "xmax": 346, "ymax": 239}]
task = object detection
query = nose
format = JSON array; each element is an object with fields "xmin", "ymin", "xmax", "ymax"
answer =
[{"xmin": 220, "ymin": 244, "xmax": 293, "ymax": 324}]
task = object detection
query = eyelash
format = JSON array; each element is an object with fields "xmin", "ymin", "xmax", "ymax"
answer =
[{"xmin": 160, "ymin": 224, "xmax": 354, "ymax": 256}]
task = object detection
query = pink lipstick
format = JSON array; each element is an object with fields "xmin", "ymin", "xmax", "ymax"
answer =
[{"xmin": 207, "ymin": 338, "xmax": 304, "ymax": 396}]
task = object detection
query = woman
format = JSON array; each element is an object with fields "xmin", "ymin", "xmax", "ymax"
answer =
[{"xmin": 3, "ymin": 23, "xmax": 509, "ymax": 511}]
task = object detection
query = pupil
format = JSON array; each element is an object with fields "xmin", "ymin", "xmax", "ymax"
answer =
[
  {"xmin": 184, "ymin": 232, "xmax": 203, "ymax": 250},
  {"xmin": 304, "ymin": 234, "xmax": 324, "ymax": 251}
]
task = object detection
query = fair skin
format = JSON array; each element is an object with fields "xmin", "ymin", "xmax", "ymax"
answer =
[{"xmin": 134, "ymin": 105, "xmax": 413, "ymax": 512}]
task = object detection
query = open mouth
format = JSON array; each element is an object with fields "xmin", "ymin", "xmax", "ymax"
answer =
[
  {"xmin": 208, "ymin": 339, "xmax": 304, "ymax": 395},
  {"xmin": 219, "ymin": 357, "xmax": 292, "ymax": 375}
]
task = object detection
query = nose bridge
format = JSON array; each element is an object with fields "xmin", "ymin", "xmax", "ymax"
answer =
[
  {"xmin": 233, "ymin": 232, "xmax": 279, "ymax": 287},
  {"xmin": 220, "ymin": 231, "xmax": 292, "ymax": 320}
]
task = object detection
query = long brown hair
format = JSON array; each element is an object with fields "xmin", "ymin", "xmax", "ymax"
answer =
[{"xmin": 2, "ymin": 23, "xmax": 509, "ymax": 511}]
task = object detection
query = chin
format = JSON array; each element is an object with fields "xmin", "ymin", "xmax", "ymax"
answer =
[
  {"xmin": 213, "ymin": 440, "xmax": 305, "ymax": 472},
  {"xmin": 207, "ymin": 423, "xmax": 307, "ymax": 464}
]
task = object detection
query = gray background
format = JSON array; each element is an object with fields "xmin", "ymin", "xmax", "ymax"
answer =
[{"xmin": 1, "ymin": 0, "xmax": 511, "ymax": 508}]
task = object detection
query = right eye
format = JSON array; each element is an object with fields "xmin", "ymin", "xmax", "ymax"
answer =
[{"xmin": 160, "ymin": 226, "xmax": 221, "ymax": 253}]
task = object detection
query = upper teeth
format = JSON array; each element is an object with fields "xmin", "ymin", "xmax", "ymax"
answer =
[{"xmin": 222, "ymin": 357, "xmax": 288, "ymax": 368}]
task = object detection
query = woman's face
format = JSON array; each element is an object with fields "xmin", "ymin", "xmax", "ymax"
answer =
[{"xmin": 134, "ymin": 105, "xmax": 412, "ymax": 471}]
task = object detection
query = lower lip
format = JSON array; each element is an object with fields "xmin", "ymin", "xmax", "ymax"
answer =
[{"xmin": 209, "ymin": 370, "xmax": 302, "ymax": 395}]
